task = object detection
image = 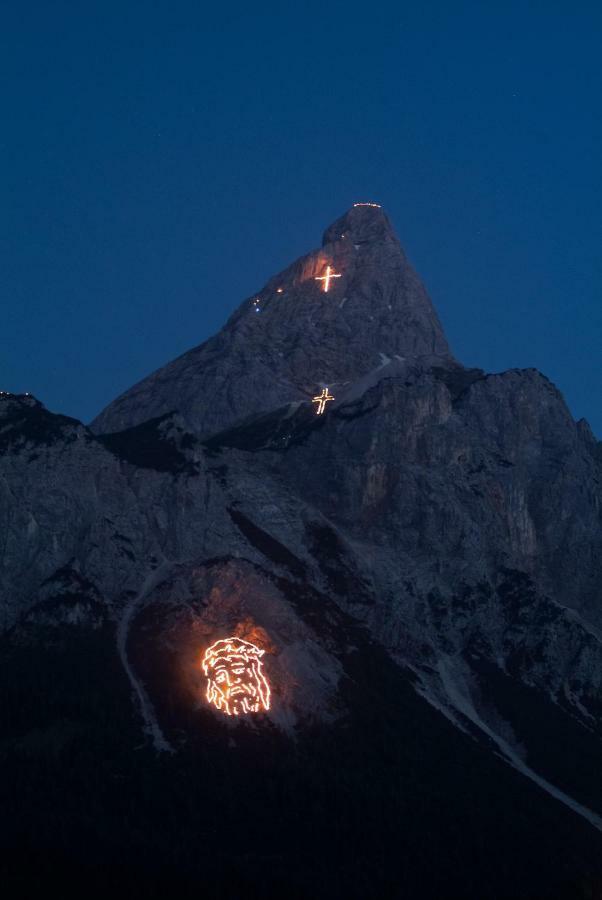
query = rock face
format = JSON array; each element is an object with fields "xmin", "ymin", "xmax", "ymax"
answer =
[
  {"xmin": 2, "ymin": 207, "xmax": 602, "ymax": 898},
  {"xmin": 91, "ymin": 204, "xmax": 452, "ymax": 436}
]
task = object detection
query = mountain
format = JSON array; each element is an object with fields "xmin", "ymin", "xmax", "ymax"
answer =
[
  {"xmin": 1, "ymin": 207, "xmax": 602, "ymax": 899},
  {"xmin": 91, "ymin": 204, "xmax": 452, "ymax": 436}
]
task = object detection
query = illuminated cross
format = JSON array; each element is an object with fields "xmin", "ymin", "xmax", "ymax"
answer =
[
  {"xmin": 314, "ymin": 265, "xmax": 342, "ymax": 293},
  {"xmin": 312, "ymin": 387, "xmax": 334, "ymax": 415}
]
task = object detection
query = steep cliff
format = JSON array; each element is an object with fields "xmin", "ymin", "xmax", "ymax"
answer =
[{"xmin": 91, "ymin": 204, "xmax": 452, "ymax": 436}]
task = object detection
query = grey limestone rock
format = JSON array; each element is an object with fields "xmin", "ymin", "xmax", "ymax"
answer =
[
  {"xmin": 2, "ymin": 205, "xmax": 602, "ymax": 843},
  {"xmin": 90, "ymin": 204, "xmax": 452, "ymax": 437}
]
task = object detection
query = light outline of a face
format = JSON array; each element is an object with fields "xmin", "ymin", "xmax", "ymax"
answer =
[{"xmin": 202, "ymin": 637, "xmax": 271, "ymax": 717}]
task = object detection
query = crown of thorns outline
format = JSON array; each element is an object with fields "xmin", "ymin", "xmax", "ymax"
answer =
[{"xmin": 201, "ymin": 637, "xmax": 265, "ymax": 674}]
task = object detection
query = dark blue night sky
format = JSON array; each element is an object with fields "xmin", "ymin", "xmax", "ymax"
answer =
[{"xmin": 2, "ymin": 1, "xmax": 601, "ymax": 434}]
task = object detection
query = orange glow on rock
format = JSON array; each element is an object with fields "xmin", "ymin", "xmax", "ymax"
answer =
[
  {"xmin": 314, "ymin": 265, "xmax": 342, "ymax": 293},
  {"xmin": 201, "ymin": 637, "xmax": 271, "ymax": 717},
  {"xmin": 312, "ymin": 387, "xmax": 334, "ymax": 415}
]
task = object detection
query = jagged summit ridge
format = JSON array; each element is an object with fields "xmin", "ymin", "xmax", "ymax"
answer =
[{"xmin": 91, "ymin": 204, "xmax": 453, "ymax": 437}]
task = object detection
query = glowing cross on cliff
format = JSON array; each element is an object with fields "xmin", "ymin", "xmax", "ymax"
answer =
[
  {"xmin": 314, "ymin": 265, "xmax": 342, "ymax": 293},
  {"xmin": 313, "ymin": 387, "xmax": 334, "ymax": 415}
]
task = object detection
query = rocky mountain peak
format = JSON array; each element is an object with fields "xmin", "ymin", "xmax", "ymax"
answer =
[
  {"xmin": 322, "ymin": 202, "xmax": 397, "ymax": 246},
  {"xmin": 91, "ymin": 204, "xmax": 453, "ymax": 437},
  {"xmin": 0, "ymin": 390, "xmax": 41, "ymax": 414},
  {"xmin": 0, "ymin": 392, "xmax": 86, "ymax": 454}
]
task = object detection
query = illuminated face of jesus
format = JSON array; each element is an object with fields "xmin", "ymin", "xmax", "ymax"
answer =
[{"xmin": 202, "ymin": 638, "xmax": 271, "ymax": 717}]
